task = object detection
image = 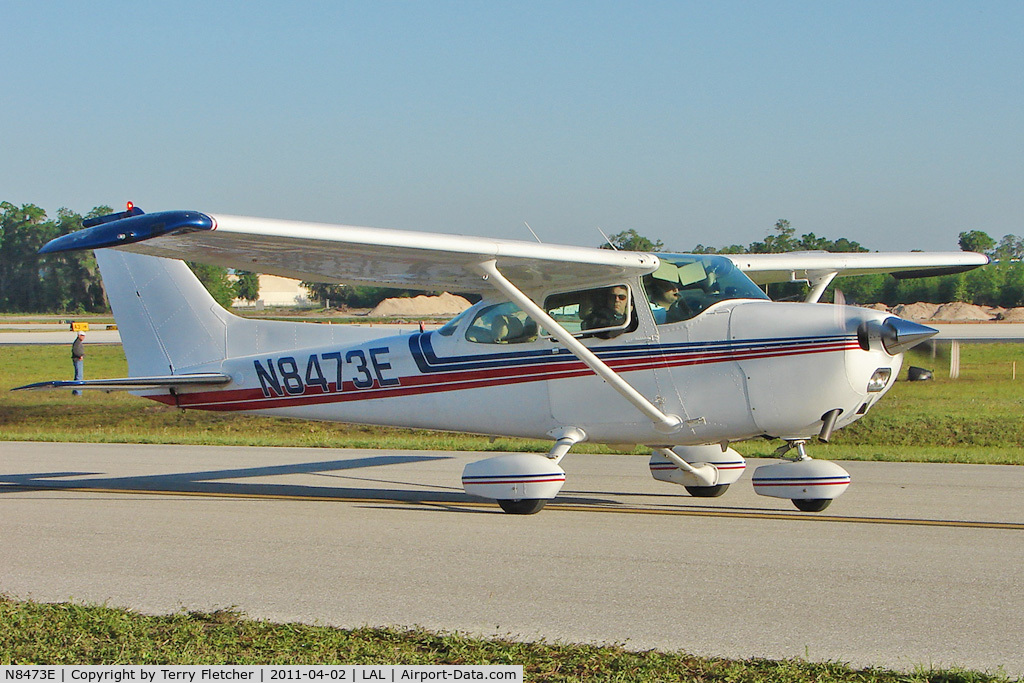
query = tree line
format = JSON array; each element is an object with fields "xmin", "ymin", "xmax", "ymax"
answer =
[
  {"xmin": 0, "ymin": 202, "xmax": 259, "ymax": 312},
  {"xmin": 2, "ymin": 201, "xmax": 1021, "ymax": 312},
  {"xmin": 604, "ymin": 220, "xmax": 1024, "ymax": 308}
]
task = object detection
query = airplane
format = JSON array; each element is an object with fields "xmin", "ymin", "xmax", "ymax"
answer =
[{"xmin": 15, "ymin": 205, "xmax": 989, "ymax": 514}]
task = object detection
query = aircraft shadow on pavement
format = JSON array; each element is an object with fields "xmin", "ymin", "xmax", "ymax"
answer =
[{"xmin": 0, "ymin": 455, "xmax": 615, "ymax": 509}]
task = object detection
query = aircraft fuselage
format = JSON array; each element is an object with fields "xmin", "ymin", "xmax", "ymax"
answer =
[{"xmin": 147, "ymin": 296, "xmax": 901, "ymax": 447}]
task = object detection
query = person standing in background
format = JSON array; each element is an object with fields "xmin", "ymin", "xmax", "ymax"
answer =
[{"xmin": 71, "ymin": 331, "xmax": 85, "ymax": 396}]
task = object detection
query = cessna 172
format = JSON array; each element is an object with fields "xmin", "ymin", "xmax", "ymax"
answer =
[{"xmin": 17, "ymin": 206, "xmax": 989, "ymax": 513}]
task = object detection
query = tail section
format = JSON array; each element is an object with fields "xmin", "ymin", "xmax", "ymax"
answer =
[
  {"xmin": 96, "ymin": 249, "xmax": 400, "ymax": 378},
  {"xmin": 95, "ymin": 250, "xmax": 233, "ymax": 375}
]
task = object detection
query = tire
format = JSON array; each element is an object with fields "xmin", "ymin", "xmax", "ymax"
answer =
[
  {"xmin": 497, "ymin": 499, "xmax": 547, "ymax": 515},
  {"xmin": 684, "ymin": 484, "xmax": 730, "ymax": 498},
  {"xmin": 793, "ymin": 498, "xmax": 832, "ymax": 512}
]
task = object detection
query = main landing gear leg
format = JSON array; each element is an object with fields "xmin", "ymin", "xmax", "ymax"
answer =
[
  {"xmin": 751, "ymin": 439, "xmax": 851, "ymax": 512},
  {"xmin": 651, "ymin": 446, "xmax": 720, "ymax": 489},
  {"xmin": 648, "ymin": 445, "xmax": 747, "ymax": 497}
]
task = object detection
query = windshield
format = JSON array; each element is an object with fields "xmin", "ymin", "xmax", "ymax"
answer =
[
  {"xmin": 645, "ymin": 253, "xmax": 768, "ymax": 323},
  {"xmin": 436, "ymin": 306, "xmax": 475, "ymax": 336}
]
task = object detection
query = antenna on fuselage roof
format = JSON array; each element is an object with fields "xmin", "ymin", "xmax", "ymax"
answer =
[
  {"xmin": 597, "ymin": 227, "xmax": 619, "ymax": 250},
  {"xmin": 523, "ymin": 221, "xmax": 543, "ymax": 243}
]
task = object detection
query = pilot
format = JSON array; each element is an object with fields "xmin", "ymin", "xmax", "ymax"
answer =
[{"xmin": 582, "ymin": 285, "xmax": 630, "ymax": 338}]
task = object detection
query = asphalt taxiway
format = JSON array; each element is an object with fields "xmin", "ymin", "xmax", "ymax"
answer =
[{"xmin": 1, "ymin": 441, "xmax": 1021, "ymax": 676}]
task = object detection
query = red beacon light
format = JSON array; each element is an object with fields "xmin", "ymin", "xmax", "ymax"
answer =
[{"xmin": 126, "ymin": 201, "xmax": 134, "ymax": 212}]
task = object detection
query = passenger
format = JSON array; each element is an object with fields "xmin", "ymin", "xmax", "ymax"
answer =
[{"xmin": 647, "ymin": 279, "xmax": 681, "ymax": 324}]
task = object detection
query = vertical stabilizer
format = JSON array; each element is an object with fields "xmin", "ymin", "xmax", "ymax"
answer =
[{"xmin": 95, "ymin": 250, "xmax": 233, "ymax": 375}]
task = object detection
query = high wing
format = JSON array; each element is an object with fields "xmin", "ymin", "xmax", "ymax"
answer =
[
  {"xmin": 39, "ymin": 206, "xmax": 988, "ymax": 303},
  {"xmin": 726, "ymin": 251, "xmax": 989, "ymax": 285},
  {"xmin": 724, "ymin": 251, "xmax": 989, "ymax": 302},
  {"xmin": 40, "ymin": 209, "xmax": 658, "ymax": 293}
]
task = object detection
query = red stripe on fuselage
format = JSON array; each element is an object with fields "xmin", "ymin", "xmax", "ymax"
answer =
[
  {"xmin": 752, "ymin": 479, "xmax": 851, "ymax": 487},
  {"xmin": 148, "ymin": 339, "xmax": 861, "ymax": 412}
]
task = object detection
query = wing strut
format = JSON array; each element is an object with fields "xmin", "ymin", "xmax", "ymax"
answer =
[
  {"xmin": 474, "ymin": 259, "xmax": 683, "ymax": 434},
  {"xmin": 804, "ymin": 271, "xmax": 839, "ymax": 303}
]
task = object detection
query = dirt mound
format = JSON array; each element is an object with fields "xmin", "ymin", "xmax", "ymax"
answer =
[
  {"xmin": 369, "ymin": 292, "xmax": 472, "ymax": 317},
  {"xmin": 859, "ymin": 303, "xmax": 890, "ymax": 312},
  {"xmin": 929, "ymin": 301, "xmax": 995, "ymax": 321},
  {"xmin": 891, "ymin": 302, "xmax": 940, "ymax": 321}
]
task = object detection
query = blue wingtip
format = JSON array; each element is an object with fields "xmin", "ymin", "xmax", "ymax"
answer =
[{"xmin": 39, "ymin": 210, "xmax": 215, "ymax": 254}]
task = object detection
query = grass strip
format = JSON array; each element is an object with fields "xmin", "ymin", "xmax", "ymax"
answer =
[{"xmin": 0, "ymin": 598, "xmax": 1014, "ymax": 681}]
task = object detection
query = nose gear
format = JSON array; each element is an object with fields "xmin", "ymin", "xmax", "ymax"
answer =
[{"xmin": 752, "ymin": 439, "xmax": 851, "ymax": 512}]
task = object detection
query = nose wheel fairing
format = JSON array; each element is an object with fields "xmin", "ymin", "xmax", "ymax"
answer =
[{"xmin": 751, "ymin": 440, "xmax": 851, "ymax": 511}]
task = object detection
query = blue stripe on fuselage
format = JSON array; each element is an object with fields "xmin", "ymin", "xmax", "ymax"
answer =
[{"xmin": 408, "ymin": 332, "xmax": 856, "ymax": 374}]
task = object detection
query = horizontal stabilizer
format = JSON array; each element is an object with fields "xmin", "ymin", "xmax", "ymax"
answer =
[{"xmin": 12, "ymin": 373, "xmax": 232, "ymax": 392}]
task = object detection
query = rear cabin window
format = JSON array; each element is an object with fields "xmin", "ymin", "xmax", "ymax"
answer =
[
  {"xmin": 462, "ymin": 284, "xmax": 642, "ymax": 344},
  {"xmin": 464, "ymin": 302, "xmax": 539, "ymax": 344}
]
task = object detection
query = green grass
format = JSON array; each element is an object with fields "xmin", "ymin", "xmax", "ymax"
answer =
[
  {"xmin": 1, "ymin": 343, "xmax": 1022, "ymax": 464},
  {"xmin": 0, "ymin": 598, "xmax": 1014, "ymax": 681},
  {"xmin": 836, "ymin": 344, "xmax": 1024, "ymax": 453}
]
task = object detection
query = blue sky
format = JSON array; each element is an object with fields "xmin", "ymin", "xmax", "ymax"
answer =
[{"xmin": 2, "ymin": 0, "xmax": 1021, "ymax": 251}]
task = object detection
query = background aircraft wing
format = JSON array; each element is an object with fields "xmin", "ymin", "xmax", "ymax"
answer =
[
  {"xmin": 725, "ymin": 251, "xmax": 990, "ymax": 286},
  {"xmin": 41, "ymin": 210, "xmax": 658, "ymax": 293}
]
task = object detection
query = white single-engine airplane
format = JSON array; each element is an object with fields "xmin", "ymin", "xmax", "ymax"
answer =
[{"xmin": 17, "ymin": 206, "xmax": 989, "ymax": 513}]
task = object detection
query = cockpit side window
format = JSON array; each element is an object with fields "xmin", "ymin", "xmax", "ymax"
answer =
[
  {"xmin": 645, "ymin": 254, "xmax": 769, "ymax": 323},
  {"xmin": 542, "ymin": 284, "xmax": 636, "ymax": 339}
]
